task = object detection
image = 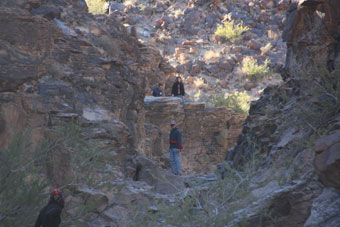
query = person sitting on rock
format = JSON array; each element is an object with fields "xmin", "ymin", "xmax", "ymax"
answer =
[
  {"xmin": 35, "ymin": 188, "xmax": 64, "ymax": 227},
  {"xmin": 151, "ymin": 83, "xmax": 163, "ymax": 97},
  {"xmin": 169, "ymin": 120, "xmax": 183, "ymax": 176},
  {"xmin": 171, "ymin": 76, "xmax": 185, "ymax": 104}
]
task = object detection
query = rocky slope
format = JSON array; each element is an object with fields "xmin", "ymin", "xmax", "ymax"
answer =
[
  {"xmin": 222, "ymin": 0, "xmax": 340, "ymax": 226},
  {"xmin": 109, "ymin": 0, "xmax": 287, "ymax": 101},
  {"xmin": 1, "ymin": 0, "xmax": 340, "ymax": 226},
  {"xmin": 0, "ymin": 0, "xmax": 246, "ymax": 226},
  {"xmin": 0, "ymin": 0, "xmax": 177, "ymax": 225}
]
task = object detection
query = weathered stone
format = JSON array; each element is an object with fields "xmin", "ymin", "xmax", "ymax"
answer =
[
  {"xmin": 244, "ymin": 82, "xmax": 257, "ymax": 91},
  {"xmin": 144, "ymin": 96, "xmax": 245, "ymax": 174},
  {"xmin": 31, "ymin": 5, "xmax": 62, "ymax": 20},
  {"xmin": 0, "ymin": 8, "xmax": 61, "ymax": 92},
  {"xmin": 248, "ymin": 40, "xmax": 262, "ymax": 50},
  {"xmin": 314, "ymin": 130, "xmax": 340, "ymax": 153},
  {"xmin": 75, "ymin": 187, "xmax": 109, "ymax": 213},
  {"xmin": 135, "ymin": 156, "xmax": 184, "ymax": 194},
  {"xmin": 304, "ymin": 187, "xmax": 340, "ymax": 227},
  {"xmin": 314, "ymin": 141, "xmax": 340, "ymax": 189}
]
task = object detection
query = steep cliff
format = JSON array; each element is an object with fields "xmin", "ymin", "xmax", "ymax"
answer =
[
  {"xmin": 0, "ymin": 0, "xmax": 175, "ymax": 225},
  {"xmin": 224, "ymin": 0, "xmax": 340, "ymax": 226}
]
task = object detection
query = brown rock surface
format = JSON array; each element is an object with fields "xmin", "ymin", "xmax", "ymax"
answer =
[
  {"xmin": 0, "ymin": 1, "xmax": 175, "ymax": 225},
  {"xmin": 220, "ymin": 0, "xmax": 340, "ymax": 225},
  {"xmin": 0, "ymin": 8, "xmax": 60, "ymax": 92},
  {"xmin": 144, "ymin": 96, "xmax": 246, "ymax": 174}
]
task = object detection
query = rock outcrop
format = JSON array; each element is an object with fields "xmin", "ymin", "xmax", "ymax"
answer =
[
  {"xmin": 223, "ymin": 0, "xmax": 340, "ymax": 226},
  {"xmin": 0, "ymin": 1, "xmax": 175, "ymax": 225},
  {"xmin": 144, "ymin": 96, "xmax": 246, "ymax": 174}
]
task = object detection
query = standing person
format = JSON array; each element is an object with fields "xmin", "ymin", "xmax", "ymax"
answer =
[
  {"xmin": 171, "ymin": 76, "xmax": 185, "ymax": 104},
  {"xmin": 151, "ymin": 83, "xmax": 163, "ymax": 97},
  {"xmin": 169, "ymin": 120, "xmax": 183, "ymax": 175},
  {"xmin": 35, "ymin": 189, "xmax": 64, "ymax": 227}
]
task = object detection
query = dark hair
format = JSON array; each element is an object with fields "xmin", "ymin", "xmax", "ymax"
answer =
[{"xmin": 158, "ymin": 83, "xmax": 163, "ymax": 87}]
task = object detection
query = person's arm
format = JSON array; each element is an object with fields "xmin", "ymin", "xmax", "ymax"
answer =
[
  {"xmin": 182, "ymin": 83, "xmax": 185, "ymax": 96},
  {"xmin": 177, "ymin": 131, "xmax": 182, "ymax": 151}
]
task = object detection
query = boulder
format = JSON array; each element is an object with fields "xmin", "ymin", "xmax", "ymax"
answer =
[
  {"xmin": 135, "ymin": 156, "xmax": 184, "ymax": 194},
  {"xmin": 304, "ymin": 187, "xmax": 340, "ymax": 227}
]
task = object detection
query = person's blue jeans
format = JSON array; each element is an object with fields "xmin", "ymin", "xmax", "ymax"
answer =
[
  {"xmin": 176, "ymin": 95, "xmax": 185, "ymax": 104},
  {"xmin": 170, "ymin": 148, "xmax": 181, "ymax": 175}
]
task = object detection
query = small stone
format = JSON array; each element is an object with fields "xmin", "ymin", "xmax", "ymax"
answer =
[
  {"xmin": 248, "ymin": 40, "xmax": 261, "ymax": 50},
  {"xmin": 244, "ymin": 83, "xmax": 257, "ymax": 91},
  {"xmin": 182, "ymin": 41, "xmax": 197, "ymax": 46}
]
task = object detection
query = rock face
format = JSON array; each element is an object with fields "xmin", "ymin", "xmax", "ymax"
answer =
[
  {"xmin": 223, "ymin": 0, "xmax": 340, "ymax": 226},
  {"xmin": 0, "ymin": 1, "xmax": 175, "ymax": 225},
  {"xmin": 0, "ymin": 8, "xmax": 60, "ymax": 92},
  {"xmin": 314, "ymin": 125, "xmax": 340, "ymax": 189},
  {"xmin": 282, "ymin": 0, "xmax": 340, "ymax": 79},
  {"xmin": 0, "ymin": 2, "xmax": 172, "ymax": 151},
  {"xmin": 144, "ymin": 96, "xmax": 246, "ymax": 174}
]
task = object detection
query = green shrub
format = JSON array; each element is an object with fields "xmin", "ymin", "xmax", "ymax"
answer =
[
  {"xmin": 85, "ymin": 0, "xmax": 108, "ymax": 15},
  {"xmin": 215, "ymin": 20, "xmax": 249, "ymax": 41},
  {"xmin": 210, "ymin": 91, "xmax": 251, "ymax": 114},
  {"xmin": 241, "ymin": 56, "xmax": 270, "ymax": 80},
  {"xmin": 0, "ymin": 130, "xmax": 47, "ymax": 226}
]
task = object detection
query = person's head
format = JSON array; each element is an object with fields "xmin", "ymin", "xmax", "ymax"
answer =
[
  {"xmin": 158, "ymin": 83, "xmax": 163, "ymax": 89},
  {"xmin": 177, "ymin": 77, "xmax": 182, "ymax": 83},
  {"xmin": 170, "ymin": 120, "xmax": 176, "ymax": 128},
  {"xmin": 50, "ymin": 188, "xmax": 64, "ymax": 208}
]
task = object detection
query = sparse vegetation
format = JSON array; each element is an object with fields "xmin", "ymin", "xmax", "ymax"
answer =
[
  {"xmin": 241, "ymin": 56, "xmax": 270, "ymax": 80},
  {"xmin": 215, "ymin": 20, "xmax": 249, "ymax": 41},
  {"xmin": 210, "ymin": 91, "xmax": 251, "ymax": 114},
  {"xmin": 0, "ymin": 122, "xmax": 111, "ymax": 226},
  {"xmin": 174, "ymin": 9, "xmax": 184, "ymax": 18},
  {"xmin": 85, "ymin": 0, "xmax": 108, "ymax": 15},
  {"xmin": 0, "ymin": 129, "xmax": 47, "ymax": 226},
  {"xmin": 131, "ymin": 152, "xmax": 263, "ymax": 226}
]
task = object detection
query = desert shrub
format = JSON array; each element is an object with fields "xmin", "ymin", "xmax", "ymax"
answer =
[
  {"xmin": 0, "ymin": 130, "xmax": 47, "ymax": 226},
  {"xmin": 215, "ymin": 20, "xmax": 249, "ymax": 41},
  {"xmin": 85, "ymin": 0, "xmax": 108, "ymax": 15},
  {"xmin": 0, "ymin": 122, "xmax": 110, "ymax": 226},
  {"xmin": 241, "ymin": 56, "xmax": 270, "ymax": 80},
  {"xmin": 210, "ymin": 91, "xmax": 251, "ymax": 114}
]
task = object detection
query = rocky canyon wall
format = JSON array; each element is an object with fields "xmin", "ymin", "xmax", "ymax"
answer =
[
  {"xmin": 224, "ymin": 0, "xmax": 340, "ymax": 226},
  {"xmin": 0, "ymin": 0, "xmax": 173, "ymax": 175},
  {"xmin": 144, "ymin": 96, "xmax": 246, "ymax": 174}
]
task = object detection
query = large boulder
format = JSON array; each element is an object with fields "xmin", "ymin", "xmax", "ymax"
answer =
[
  {"xmin": 135, "ymin": 156, "xmax": 184, "ymax": 194},
  {"xmin": 314, "ymin": 126, "xmax": 340, "ymax": 189}
]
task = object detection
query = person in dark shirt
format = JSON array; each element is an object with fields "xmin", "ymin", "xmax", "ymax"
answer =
[
  {"xmin": 151, "ymin": 83, "xmax": 163, "ymax": 97},
  {"xmin": 169, "ymin": 120, "xmax": 183, "ymax": 175},
  {"xmin": 171, "ymin": 77, "xmax": 185, "ymax": 104},
  {"xmin": 35, "ymin": 189, "xmax": 64, "ymax": 227}
]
